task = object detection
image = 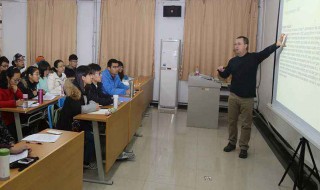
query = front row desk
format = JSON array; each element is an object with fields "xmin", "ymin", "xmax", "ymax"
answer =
[{"xmin": 0, "ymin": 130, "xmax": 84, "ymax": 190}]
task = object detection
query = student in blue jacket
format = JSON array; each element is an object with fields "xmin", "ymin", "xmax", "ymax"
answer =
[{"xmin": 101, "ymin": 59, "xmax": 129, "ymax": 95}]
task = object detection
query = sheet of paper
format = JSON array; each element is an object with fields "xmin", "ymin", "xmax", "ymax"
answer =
[
  {"xmin": 87, "ymin": 109, "xmax": 109, "ymax": 115},
  {"xmin": 22, "ymin": 134, "xmax": 60, "ymax": 143},
  {"xmin": 119, "ymin": 97, "xmax": 132, "ymax": 102},
  {"xmin": 10, "ymin": 149, "xmax": 28, "ymax": 163},
  {"xmin": 34, "ymin": 94, "xmax": 56, "ymax": 101}
]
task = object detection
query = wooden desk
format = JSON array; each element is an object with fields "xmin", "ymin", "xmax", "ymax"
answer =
[
  {"xmin": 134, "ymin": 76, "xmax": 154, "ymax": 111},
  {"xmin": 129, "ymin": 91, "xmax": 144, "ymax": 141},
  {"xmin": 0, "ymin": 129, "xmax": 84, "ymax": 190},
  {"xmin": 74, "ymin": 101, "xmax": 130, "ymax": 184},
  {"xmin": 0, "ymin": 97, "xmax": 61, "ymax": 141}
]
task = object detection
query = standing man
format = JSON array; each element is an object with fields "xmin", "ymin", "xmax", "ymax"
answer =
[
  {"xmin": 101, "ymin": 59, "xmax": 129, "ymax": 95},
  {"xmin": 0, "ymin": 56, "xmax": 10, "ymax": 73},
  {"xmin": 218, "ymin": 34, "xmax": 286, "ymax": 159},
  {"xmin": 65, "ymin": 54, "xmax": 78, "ymax": 78}
]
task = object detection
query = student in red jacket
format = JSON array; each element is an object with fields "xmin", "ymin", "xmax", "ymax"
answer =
[{"xmin": 0, "ymin": 67, "xmax": 24, "ymax": 139}]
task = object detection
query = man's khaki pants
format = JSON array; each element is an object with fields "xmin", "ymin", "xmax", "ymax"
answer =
[{"xmin": 228, "ymin": 93, "xmax": 254, "ymax": 150}]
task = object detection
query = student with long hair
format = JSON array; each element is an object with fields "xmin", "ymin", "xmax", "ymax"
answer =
[
  {"xmin": 117, "ymin": 60, "xmax": 129, "ymax": 81},
  {"xmin": 57, "ymin": 65, "xmax": 99, "ymax": 169},
  {"xmin": 37, "ymin": 60, "xmax": 51, "ymax": 93},
  {"xmin": 0, "ymin": 67, "xmax": 24, "ymax": 139},
  {"xmin": 17, "ymin": 66, "xmax": 39, "ymax": 99},
  {"xmin": 47, "ymin": 60, "xmax": 67, "ymax": 95}
]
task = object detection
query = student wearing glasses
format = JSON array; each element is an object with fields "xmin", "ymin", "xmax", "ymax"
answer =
[
  {"xmin": 0, "ymin": 56, "xmax": 10, "ymax": 73},
  {"xmin": 11, "ymin": 53, "xmax": 26, "ymax": 73},
  {"xmin": 65, "ymin": 54, "xmax": 78, "ymax": 78},
  {"xmin": 18, "ymin": 66, "xmax": 40, "ymax": 99},
  {"xmin": 0, "ymin": 67, "xmax": 24, "ymax": 139},
  {"xmin": 101, "ymin": 59, "xmax": 129, "ymax": 95},
  {"xmin": 37, "ymin": 60, "xmax": 51, "ymax": 93},
  {"xmin": 48, "ymin": 60, "xmax": 67, "ymax": 95},
  {"xmin": 86, "ymin": 63, "xmax": 113, "ymax": 106}
]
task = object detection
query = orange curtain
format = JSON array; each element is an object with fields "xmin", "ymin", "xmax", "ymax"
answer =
[
  {"xmin": 27, "ymin": 0, "xmax": 77, "ymax": 66},
  {"xmin": 181, "ymin": 0, "xmax": 258, "ymax": 80},
  {"xmin": 99, "ymin": 0, "xmax": 155, "ymax": 77}
]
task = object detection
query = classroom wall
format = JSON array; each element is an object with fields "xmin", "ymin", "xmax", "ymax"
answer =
[{"xmin": 258, "ymin": 0, "xmax": 320, "ymax": 166}]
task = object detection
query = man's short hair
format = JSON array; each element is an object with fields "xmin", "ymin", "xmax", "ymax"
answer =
[
  {"xmin": 69, "ymin": 54, "xmax": 78, "ymax": 61},
  {"xmin": 107, "ymin": 59, "xmax": 118, "ymax": 68},
  {"xmin": 236, "ymin": 36, "xmax": 249, "ymax": 45},
  {"xmin": 0, "ymin": 56, "xmax": 9, "ymax": 66},
  {"xmin": 88, "ymin": 63, "xmax": 101, "ymax": 73}
]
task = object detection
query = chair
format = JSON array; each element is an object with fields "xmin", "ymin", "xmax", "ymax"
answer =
[
  {"xmin": 47, "ymin": 104, "xmax": 54, "ymax": 129},
  {"xmin": 58, "ymin": 97, "xmax": 66, "ymax": 108}
]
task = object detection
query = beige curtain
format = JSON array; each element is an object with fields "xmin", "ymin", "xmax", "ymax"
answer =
[
  {"xmin": 27, "ymin": 0, "xmax": 77, "ymax": 66},
  {"xmin": 99, "ymin": 0, "xmax": 155, "ymax": 77},
  {"xmin": 182, "ymin": 0, "xmax": 258, "ymax": 80}
]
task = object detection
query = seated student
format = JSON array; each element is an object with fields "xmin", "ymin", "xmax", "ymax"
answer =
[
  {"xmin": 37, "ymin": 60, "xmax": 51, "ymax": 93},
  {"xmin": 57, "ymin": 65, "xmax": 99, "ymax": 169},
  {"xmin": 11, "ymin": 53, "xmax": 26, "ymax": 73},
  {"xmin": 86, "ymin": 63, "xmax": 113, "ymax": 106},
  {"xmin": 18, "ymin": 66, "xmax": 39, "ymax": 99},
  {"xmin": 32, "ymin": 56, "xmax": 45, "ymax": 68},
  {"xmin": 0, "ymin": 56, "xmax": 10, "ymax": 73},
  {"xmin": 64, "ymin": 54, "xmax": 78, "ymax": 78},
  {"xmin": 117, "ymin": 60, "xmax": 129, "ymax": 81},
  {"xmin": 0, "ymin": 123, "xmax": 31, "ymax": 154},
  {"xmin": 0, "ymin": 67, "xmax": 23, "ymax": 138},
  {"xmin": 101, "ymin": 59, "xmax": 129, "ymax": 95},
  {"xmin": 47, "ymin": 60, "xmax": 67, "ymax": 95}
]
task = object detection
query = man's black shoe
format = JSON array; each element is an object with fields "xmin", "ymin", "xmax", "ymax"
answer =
[
  {"xmin": 223, "ymin": 143, "xmax": 236, "ymax": 152},
  {"xmin": 239, "ymin": 149, "xmax": 248, "ymax": 159}
]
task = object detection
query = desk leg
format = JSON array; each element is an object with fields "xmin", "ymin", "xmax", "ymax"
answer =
[
  {"xmin": 14, "ymin": 112, "xmax": 23, "ymax": 141},
  {"xmin": 83, "ymin": 121, "xmax": 113, "ymax": 185}
]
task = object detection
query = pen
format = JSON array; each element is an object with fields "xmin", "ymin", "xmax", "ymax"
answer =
[{"xmin": 26, "ymin": 141, "xmax": 42, "ymax": 145}]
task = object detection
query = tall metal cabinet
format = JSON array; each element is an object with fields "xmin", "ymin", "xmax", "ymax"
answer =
[{"xmin": 159, "ymin": 40, "xmax": 181, "ymax": 111}]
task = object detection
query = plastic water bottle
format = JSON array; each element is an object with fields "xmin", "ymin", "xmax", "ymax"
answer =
[
  {"xmin": 0, "ymin": 148, "xmax": 10, "ymax": 181},
  {"xmin": 129, "ymin": 80, "xmax": 134, "ymax": 98},
  {"xmin": 195, "ymin": 66, "xmax": 200, "ymax": 76},
  {"xmin": 113, "ymin": 95, "xmax": 119, "ymax": 109},
  {"xmin": 22, "ymin": 94, "xmax": 28, "ymax": 109}
]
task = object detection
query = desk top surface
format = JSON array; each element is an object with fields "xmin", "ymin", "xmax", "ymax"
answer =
[
  {"xmin": 0, "ymin": 129, "xmax": 83, "ymax": 187},
  {"xmin": 0, "ymin": 96, "xmax": 61, "ymax": 114},
  {"xmin": 74, "ymin": 91, "xmax": 143, "ymax": 122}
]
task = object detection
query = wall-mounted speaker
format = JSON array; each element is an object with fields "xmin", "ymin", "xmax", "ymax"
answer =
[{"xmin": 163, "ymin": 6, "xmax": 181, "ymax": 17}]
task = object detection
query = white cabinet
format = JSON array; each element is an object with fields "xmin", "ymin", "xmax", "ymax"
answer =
[{"xmin": 159, "ymin": 40, "xmax": 181, "ymax": 110}]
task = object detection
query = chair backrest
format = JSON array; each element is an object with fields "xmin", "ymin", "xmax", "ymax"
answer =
[
  {"xmin": 58, "ymin": 97, "xmax": 66, "ymax": 108},
  {"xmin": 47, "ymin": 105, "xmax": 54, "ymax": 129},
  {"xmin": 53, "ymin": 108, "xmax": 62, "ymax": 128}
]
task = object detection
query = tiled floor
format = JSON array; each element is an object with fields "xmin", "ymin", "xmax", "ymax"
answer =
[{"xmin": 83, "ymin": 108, "xmax": 293, "ymax": 190}]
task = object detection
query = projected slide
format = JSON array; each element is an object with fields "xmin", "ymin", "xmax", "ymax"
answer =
[{"xmin": 276, "ymin": 0, "xmax": 320, "ymax": 131}]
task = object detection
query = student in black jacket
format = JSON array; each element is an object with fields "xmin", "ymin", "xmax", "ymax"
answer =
[
  {"xmin": 57, "ymin": 65, "xmax": 99, "ymax": 169},
  {"xmin": 18, "ymin": 66, "xmax": 39, "ymax": 99},
  {"xmin": 86, "ymin": 63, "xmax": 113, "ymax": 106}
]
